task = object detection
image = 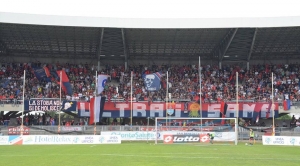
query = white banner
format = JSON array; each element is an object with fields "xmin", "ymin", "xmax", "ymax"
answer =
[
  {"xmin": 0, "ymin": 136, "xmax": 9, "ymax": 145},
  {"xmin": 262, "ymin": 136, "xmax": 300, "ymax": 146},
  {"xmin": 0, "ymin": 135, "xmax": 121, "ymax": 145},
  {"xmin": 101, "ymin": 131, "xmax": 157, "ymax": 140},
  {"xmin": 101, "ymin": 131, "xmax": 235, "ymax": 141}
]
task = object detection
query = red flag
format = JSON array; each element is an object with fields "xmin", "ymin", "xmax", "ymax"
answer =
[
  {"xmin": 43, "ymin": 66, "xmax": 51, "ymax": 77},
  {"xmin": 220, "ymin": 101, "xmax": 227, "ymax": 125},
  {"xmin": 56, "ymin": 70, "xmax": 72, "ymax": 95},
  {"xmin": 89, "ymin": 96, "xmax": 102, "ymax": 125},
  {"xmin": 89, "ymin": 98, "xmax": 95, "ymax": 125}
]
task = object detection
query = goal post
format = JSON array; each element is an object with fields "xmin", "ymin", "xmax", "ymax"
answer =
[{"xmin": 155, "ymin": 117, "xmax": 238, "ymax": 145}]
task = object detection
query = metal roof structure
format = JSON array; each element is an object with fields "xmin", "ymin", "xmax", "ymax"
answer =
[{"xmin": 0, "ymin": 23, "xmax": 300, "ymax": 63}]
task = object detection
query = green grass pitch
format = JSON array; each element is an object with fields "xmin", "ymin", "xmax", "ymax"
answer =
[{"xmin": 0, "ymin": 142, "xmax": 299, "ymax": 166}]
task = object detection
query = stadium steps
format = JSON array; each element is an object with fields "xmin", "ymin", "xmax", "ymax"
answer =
[{"xmin": 223, "ymin": 28, "xmax": 256, "ymax": 61}]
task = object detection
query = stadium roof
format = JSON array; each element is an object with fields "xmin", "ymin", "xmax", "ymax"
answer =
[
  {"xmin": 0, "ymin": 0, "xmax": 300, "ymax": 63},
  {"xmin": 1, "ymin": 23, "xmax": 300, "ymax": 62}
]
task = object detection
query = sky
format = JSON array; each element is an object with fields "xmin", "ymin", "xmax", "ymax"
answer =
[{"xmin": 0, "ymin": 0, "xmax": 300, "ymax": 19}]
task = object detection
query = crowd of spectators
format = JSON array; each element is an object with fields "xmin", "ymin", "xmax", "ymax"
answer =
[{"xmin": 1, "ymin": 62, "xmax": 300, "ymax": 104}]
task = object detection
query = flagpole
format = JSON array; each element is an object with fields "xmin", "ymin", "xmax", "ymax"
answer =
[
  {"xmin": 235, "ymin": 72, "xmax": 238, "ymax": 145},
  {"xmin": 58, "ymin": 71, "xmax": 62, "ymax": 135},
  {"xmin": 130, "ymin": 71, "xmax": 133, "ymax": 128},
  {"xmin": 94, "ymin": 71, "xmax": 98, "ymax": 135},
  {"xmin": 272, "ymin": 72, "xmax": 275, "ymax": 136},
  {"xmin": 199, "ymin": 56, "xmax": 202, "ymax": 131},
  {"xmin": 21, "ymin": 70, "xmax": 25, "ymax": 136},
  {"xmin": 166, "ymin": 71, "xmax": 168, "ymax": 129}
]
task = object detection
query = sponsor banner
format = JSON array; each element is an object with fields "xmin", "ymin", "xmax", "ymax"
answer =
[
  {"xmin": 0, "ymin": 136, "xmax": 9, "ymax": 145},
  {"xmin": 72, "ymin": 135, "xmax": 121, "ymax": 144},
  {"xmin": 101, "ymin": 131, "xmax": 235, "ymax": 142},
  {"xmin": 61, "ymin": 126, "xmax": 82, "ymax": 132},
  {"xmin": 101, "ymin": 131, "xmax": 157, "ymax": 141},
  {"xmin": 22, "ymin": 135, "xmax": 74, "ymax": 145},
  {"xmin": 8, "ymin": 126, "xmax": 30, "ymax": 135},
  {"xmin": 262, "ymin": 136, "xmax": 300, "ymax": 146},
  {"xmin": 159, "ymin": 132, "xmax": 235, "ymax": 142},
  {"xmin": 163, "ymin": 135, "xmax": 201, "ymax": 144},
  {"xmin": 3, "ymin": 135, "xmax": 121, "ymax": 145}
]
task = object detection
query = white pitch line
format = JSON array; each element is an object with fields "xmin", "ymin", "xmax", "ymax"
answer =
[{"xmin": 0, "ymin": 154, "xmax": 300, "ymax": 161}]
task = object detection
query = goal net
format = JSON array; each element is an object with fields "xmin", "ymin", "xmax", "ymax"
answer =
[{"xmin": 155, "ymin": 117, "xmax": 238, "ymax": 145}]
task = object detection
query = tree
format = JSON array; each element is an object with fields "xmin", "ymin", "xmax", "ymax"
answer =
[{"xmin": 276, "ymin": 114, "xmax": 292, "ymax": 120}]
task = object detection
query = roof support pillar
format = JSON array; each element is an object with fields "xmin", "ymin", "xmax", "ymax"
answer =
[
  {"xmin": 97, "ymin": 28, "xmax": 105, "ymax": 71},
  {"xmin": 121, "ymin": 28, "xmax": 128, "ymax": 70},
  {"xmin": 220, "ymin": 28, "xmax": 238, "ymax": 62},
  {"xmin": 247, "ymin": 28, "xmax": 257, "ymax": 61}
]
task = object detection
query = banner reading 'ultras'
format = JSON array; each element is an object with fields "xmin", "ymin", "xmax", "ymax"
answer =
[
  {"xmin": 24, "ymin": 100, "xmax": 278, "ymax": 118},
  {"xmin": 91, "ymin": 102, "xmax": 278, "ymax": 118}
]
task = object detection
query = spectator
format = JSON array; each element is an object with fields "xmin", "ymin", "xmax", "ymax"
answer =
[{"xmin": 282, "ymin": 120, "xmax": 287, "ymax": 127}]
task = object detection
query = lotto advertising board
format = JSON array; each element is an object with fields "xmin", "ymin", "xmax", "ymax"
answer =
[
  {"xmin": 262, "ymin": 136, "xmax": 300, "ymax": 146},
  {"xmin": 161, "ymin": 132, "xmax": 235, "ymax": 144},
  {"xmin": 0, "ymin": 135, "xmax": 121, "ymax": 145}
]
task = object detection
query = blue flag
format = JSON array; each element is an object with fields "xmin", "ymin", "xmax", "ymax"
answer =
[{"xmin": 143, "ymin": 72, "xmax": 162, "ymax": 91}]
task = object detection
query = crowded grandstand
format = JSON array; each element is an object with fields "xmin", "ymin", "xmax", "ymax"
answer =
[{"xmin": 1, "ymin": 6, "xmax": 300, "ymax": 139}]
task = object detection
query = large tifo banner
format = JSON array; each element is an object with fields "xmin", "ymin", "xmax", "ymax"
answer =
[
  {"xmin": 101, "ymin": 131, "xmax": 235, "ymax": 142},
  {"xmin": 79, "ymin": 102, "xmax": 279, "ymax": 118},
  {"xmin": 24, "ymin": 100, "xmax": 278, "ymax": 118},
  {"xmin": 262, "ymin": 136, "xmax": 300, "ymax": 146},
  {"xmin": 0, "ymin": 135, "xmax": 121, "ymax": 145}
]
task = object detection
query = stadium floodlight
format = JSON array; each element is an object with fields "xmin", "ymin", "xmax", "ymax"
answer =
[{"xmin": 155, "ymin": 117, "xmax": 238, "ymax": 145}]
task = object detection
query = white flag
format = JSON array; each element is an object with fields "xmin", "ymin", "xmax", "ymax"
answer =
[{"xmin": 97, "ymin": 75, "xmax": 108, "ymax": 94}]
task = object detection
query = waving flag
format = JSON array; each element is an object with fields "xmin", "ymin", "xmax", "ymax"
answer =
[
  {"xmin": 33, "ymin": 67, "xmax": 51, "ymax": 82},
  {"xmin": 283, "ymin": 99, "xmax": 291, "ymax": 110},
  {"xmin": 220, "ymin": 101, "xmax": 228, "ymax": 124},
  {"xmin": 56, "ymin": 70, "xmax": 73, "ymax": 96},
  {"xmin": 90, "ymin": 75, "xmax": 108, "ymax": 124},
  {"xmin": 89, "ymin": 96, "xmax": 106, "ymax": 125},
  {"xmin": 97, "ymin": 75, "xmax": 108, "ymax": 95},
  {"xmin": 143, "ymin": 72, "xmax": 162, "ymax": 91},
  {"xmin": 256, "ymin": 115, "xmax": 259, "ymax": 123},
  {"xmin": 252, "ymin": 104, "xmax": 262, "ymax": 122}
]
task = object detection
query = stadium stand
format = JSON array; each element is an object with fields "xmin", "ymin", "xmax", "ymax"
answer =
[{"xmin": 0, "ymin": 62, "xmax": 300, "ymax": 103}]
